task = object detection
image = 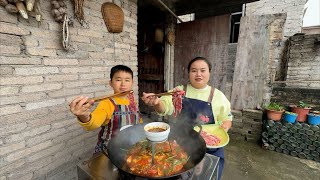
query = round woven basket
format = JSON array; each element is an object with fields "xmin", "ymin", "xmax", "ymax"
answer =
[{"xmin": 101, "ymin": 2, "xmax": 124, "ymax": 33}]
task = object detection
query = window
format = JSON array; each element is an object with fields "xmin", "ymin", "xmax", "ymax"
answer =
[
  {"xmin": 177, "ymin": 13, "xmax": 195, "ymax": 23},
  {"xmin": 229, "ymin": 12, "xmax": 242, "ymax": 43},
  {"xmin": 302, "ymin": 0, "xmax": 320, "ymax": 27}
]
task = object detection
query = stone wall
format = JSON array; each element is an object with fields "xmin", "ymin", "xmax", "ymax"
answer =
[
  {"xmin": 285, "ymin": 34, "xmax": 320, "ymax": 88},
  {"xmin": 245, "ymin": 0, "xmax": 307, "ymax": 37},
  {"xmin": 0, "ymin": 0, "xmax": 138, "ymax": 179}
]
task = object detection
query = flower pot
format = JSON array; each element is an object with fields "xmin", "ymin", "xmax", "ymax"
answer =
[
  {"xmin": 266, "ymin": 110, "xmax": 284, "ymax": 121},
  {"xmin": 308, "ymin": 113, "xmax": 320, "ymax": 125},
  {"xmin": 291, "ymin": 107, "xmax": 311, "ymax": 122},
  {"xmin": 283, "ymin": 112, "xmax": 298, "ymax": 123}
]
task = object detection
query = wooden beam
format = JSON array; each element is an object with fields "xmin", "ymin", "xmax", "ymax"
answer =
[{"xmin": 173, "ymin": 0, "xmax": 258, "ymax": 15}]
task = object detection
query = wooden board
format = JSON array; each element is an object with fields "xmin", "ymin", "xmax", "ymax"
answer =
[
  {"xmin": 231, "ymin": 14, "xmax": 286, "ymax": 110},
  {"xmin": 174, "ymin": 15, "xmax": 230, "ymax": 91}
]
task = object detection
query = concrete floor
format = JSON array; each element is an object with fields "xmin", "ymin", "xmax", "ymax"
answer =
[{"xmin": 223, "ymin": 139, "xmax": 320, "ymax": 180}]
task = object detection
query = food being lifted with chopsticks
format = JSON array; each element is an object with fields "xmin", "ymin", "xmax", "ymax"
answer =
[{"xmin": 172, "ymin": 89, "xmax": 185, "ymax": 117}]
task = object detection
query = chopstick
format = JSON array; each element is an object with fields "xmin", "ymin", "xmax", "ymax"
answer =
[
  {"xmin": 86, "ymin": 90, "xmax": 133, "ymax": 103},
  {"xmin": 152, "ymin": 91, "xmax": 175, "ymax": 97}
]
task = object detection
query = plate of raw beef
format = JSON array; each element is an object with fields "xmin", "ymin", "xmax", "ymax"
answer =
[{"xmin": 194, "ymin": 124, "xmax": 230, "ymax": 149}]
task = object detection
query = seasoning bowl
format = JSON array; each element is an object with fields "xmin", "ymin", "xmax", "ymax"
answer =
[{"xmin": 144, "ymin": 122, "xmax": 170, "ymax": 142}]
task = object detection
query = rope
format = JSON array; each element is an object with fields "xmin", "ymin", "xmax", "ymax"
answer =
[
  {"xmin": 113, "ymin": 34, "xmax": 115, "ymax": 61},
  {"xmin": 62, "ymin": 14, "xmax": 70, "ymax": 50}
]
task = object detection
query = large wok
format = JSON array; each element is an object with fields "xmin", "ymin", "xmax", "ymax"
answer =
[{"xmin": 105, "ymin": 122, "xmax": 206, "ymax": 179}]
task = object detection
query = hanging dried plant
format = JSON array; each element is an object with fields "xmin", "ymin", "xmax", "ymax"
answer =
[{"xmin": 73, "ymin": 0, "xmax": 85, "ymax": 25}]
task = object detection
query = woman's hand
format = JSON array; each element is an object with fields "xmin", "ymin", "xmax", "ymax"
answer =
[
  {"xmin": 69, "ymin": 96, "xmax": 94, "ymax": 122},
  {"xmin": 220, "ymin": 120, "xmax": 232, "ymax": 132},
  {"xmin": 141, "ymin": 92, "xmax": 165, "ymax": 114},
  {"xmin": 141, "ymin": 92, "xmax": 161, "ymax": 107}
]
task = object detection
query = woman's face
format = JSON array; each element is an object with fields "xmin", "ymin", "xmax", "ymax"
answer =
[
  {"xmin": 109, "ymin": 71, "xmax": 133, "ymax": 93},
  {"xmin": 189, "ymin": 60, "xmax": 210, "ymax": 89}
]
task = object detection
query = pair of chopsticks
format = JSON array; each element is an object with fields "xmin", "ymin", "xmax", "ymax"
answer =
[
  {"xmin": 86, "ymin": 90, "xmax": 133, "ymax": 103},
  {"xmin": 152, "ymin": 91, "xmax": 175, "ymax": 97}
]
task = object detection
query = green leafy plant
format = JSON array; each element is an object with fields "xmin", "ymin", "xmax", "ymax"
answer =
[
  {"xmin": 298, "ymin": 101, "xmax": 310, "ymax": 108},
  {"xmin": 265, "ymin": 102, "xmax": 284, "ymax": 111}
]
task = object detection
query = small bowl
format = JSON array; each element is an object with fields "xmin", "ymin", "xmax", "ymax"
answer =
[{"xmin": 144, "ymin": 122, "xmax": 170, "ymax": 142}]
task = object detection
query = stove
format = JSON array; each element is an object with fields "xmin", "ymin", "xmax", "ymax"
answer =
[{"xmin": 77, "ymin": 153, "xmax": 219, "ymax": 180}]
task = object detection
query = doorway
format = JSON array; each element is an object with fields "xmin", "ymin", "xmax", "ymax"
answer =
[{"xmin": 137, "ymin": 6, "xmax": 166, "ymax": 115}]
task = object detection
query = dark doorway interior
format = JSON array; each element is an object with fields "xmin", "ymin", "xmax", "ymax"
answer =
[
  {"xmin": 137, "ymin": 6, "xmax": 166, "ymax": 114},
  {"xmin": 229, "ymin": 12, "xmax": 242, "ymax": 43}
]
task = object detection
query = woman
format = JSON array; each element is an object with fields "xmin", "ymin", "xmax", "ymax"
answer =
[{"xmin": 141, "ymin": 57, "xmax": 232, "ymax": 180}]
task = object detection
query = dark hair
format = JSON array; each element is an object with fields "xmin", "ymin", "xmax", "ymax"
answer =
[
  {"xmin": 110, "ymin": 65, "xmax": 133, "ymax": 79},
  {"xmin": 187, "ymin": 57, "xmax": 212, "ymax": 73}
]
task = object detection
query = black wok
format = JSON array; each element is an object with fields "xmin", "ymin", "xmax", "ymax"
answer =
[{"xmin": 105, "ymin": 122, "xmax": 206, "ymax": 179}]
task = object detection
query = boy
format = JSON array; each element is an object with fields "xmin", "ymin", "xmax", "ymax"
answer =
[{"xmin": 69, "ymin": 65, "xmax": 142, "ymax": 153}]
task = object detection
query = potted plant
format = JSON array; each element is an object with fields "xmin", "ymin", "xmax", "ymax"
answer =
[
  {"xmin": 308, "ymin": 111, "xmax": 320, "ymax": 125},
  {"xmin": 265, "ymin": 102, "xmax": 285, "ymax": 121},
  {"xmin": 283, "ymin": 111, "xmax": 298, "ymax": 123},
  {"xmin": 290, "ymin": 101, "xmax": 312, "ymax": 123}
]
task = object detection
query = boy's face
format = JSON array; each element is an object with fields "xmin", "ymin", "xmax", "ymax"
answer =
[{"xmin": 109, "ymin": 71, "xmax": 133, "ymax": 93}]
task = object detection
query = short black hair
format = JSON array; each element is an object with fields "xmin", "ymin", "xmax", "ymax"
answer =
[
  {"xmin": 187, "ymin": 57, "xmax": 212, "ymax": 73},
  {"xmin": 110, "ymin": 65, "xmax": 133, "ymax": 79}
]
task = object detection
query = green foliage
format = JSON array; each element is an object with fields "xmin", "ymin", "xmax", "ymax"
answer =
[
  {"xmin": 265, "ymin": 102, "xmax": 284, "ymax": 111},
  {"xmin": 298, "ymin": 101, "xmax": 310, "ymax": 108}
]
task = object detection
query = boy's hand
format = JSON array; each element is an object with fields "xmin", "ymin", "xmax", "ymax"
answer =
[
  {"xmin": 69, "ymin": 96, "xmax": 94, "ymax": 122},
  {"xmin": 141, "ymin": 92, "xmax": 161, "ymax": 107}
]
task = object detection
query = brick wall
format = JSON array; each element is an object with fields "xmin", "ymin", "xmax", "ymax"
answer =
[
  {"xmin": 285, "ymin": 34, "xmax": 320, "ymax": 88},
  {"xmin": 0, "ymin": 0, "xmax": 138, "ymax": 179},
  {"xmin": 229, "ymin": 109, "xmax": 263, "ymax": 143},
  {"xmin": 246, "ymin": 0, "xmax": 307, "ymax": 37}
]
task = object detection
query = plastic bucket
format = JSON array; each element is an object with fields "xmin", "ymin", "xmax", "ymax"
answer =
[
  {"xmin": 308, "ymin": 114, "xmax": 320, "ymax": 125},
  {"xmin": 283, "ymin": 113, "xmax": 298, "ymax": 123}
]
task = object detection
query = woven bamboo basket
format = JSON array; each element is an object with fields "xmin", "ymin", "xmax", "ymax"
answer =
[{"xmin": 101, "ymin": 2, "xmax": 124, "ymax": 33}]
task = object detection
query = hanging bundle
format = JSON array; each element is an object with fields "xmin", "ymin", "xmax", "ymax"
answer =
[
  {"xmin": 51, "ymin": 0, "xmax": 67, "ymax": 23},
  {"xmin": 73, "ymin": 0, "xmax": 85, "ymax": 25},
  {"xmin": 101, "ymin": 2, "xmax": 124, "ymax": 33},
  {"xmin": 2, "ymin": 0, "xmax": 42, "ymax": 22}
]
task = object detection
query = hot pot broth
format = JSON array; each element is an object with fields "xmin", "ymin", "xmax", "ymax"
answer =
[
  {"xmin": 148, "ymin": 127, "xmax": 166, "ymax": 132},
  {"xmin": 124, "ymin": 140, "xmax": 189, "ymax": 177}
]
